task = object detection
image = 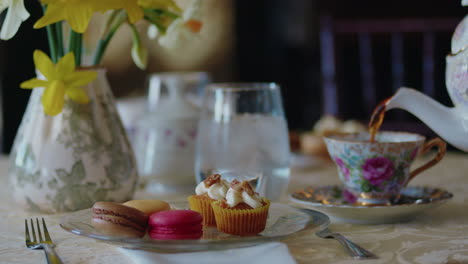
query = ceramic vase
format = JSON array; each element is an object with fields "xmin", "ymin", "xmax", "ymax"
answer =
[{"xmin": 8, "ymin": 69, "xmax": 138, "ymax": 213}]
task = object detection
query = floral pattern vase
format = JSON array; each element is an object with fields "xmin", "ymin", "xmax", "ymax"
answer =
[{"xmin": 9, "ymin": 69, "xmax": 138, "ymax": 213}]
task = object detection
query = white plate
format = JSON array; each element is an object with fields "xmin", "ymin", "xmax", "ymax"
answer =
[
  {"xmin": 289, "ymin": 185, "xmax": 453, "ymax": 224},
  {"xmin": 60, "ymin": 202, "xmax": 329, "ymax": 252}
]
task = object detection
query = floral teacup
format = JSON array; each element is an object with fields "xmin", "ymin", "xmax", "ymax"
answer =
[{"xmin": 324, "ymin": 131, "xmax": 446, "ymax": 205}]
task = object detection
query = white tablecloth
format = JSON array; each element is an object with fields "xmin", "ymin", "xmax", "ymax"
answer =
[{"xmin": 1, "ymin": 152, "xmax": 468, "ymax": 263}]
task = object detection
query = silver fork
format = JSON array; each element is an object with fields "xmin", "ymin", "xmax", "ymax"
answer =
[
  {"xmin": 25, "ymin": 218, "xmax": 64, "ymax": 264},
  {"xmin": 316, "ymin": 228, "xmax": 377, "ymax": 259}
]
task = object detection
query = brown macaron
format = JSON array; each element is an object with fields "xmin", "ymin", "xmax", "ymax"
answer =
[{"xmin": 92, "ymin": 201, "xmax": 148, "ymax": 238}]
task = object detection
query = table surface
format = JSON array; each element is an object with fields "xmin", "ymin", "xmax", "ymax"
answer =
[{"xmin": 1, "ymin": 152, "xmax": 468, "ymax": 264}]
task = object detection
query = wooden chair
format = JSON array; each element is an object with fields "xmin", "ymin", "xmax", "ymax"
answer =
[{"xmin": 319, "ymin": 15, "xmax": 460, "ymax": 131}]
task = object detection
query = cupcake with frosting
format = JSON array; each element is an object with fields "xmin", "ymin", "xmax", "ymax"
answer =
[
  {"xmin": 212, "ymin": 179, "xmax": 270, "ymax": 236},
  {"xmin": 188, "ymin": 174, "xmax": 229, "ymax": 226}
]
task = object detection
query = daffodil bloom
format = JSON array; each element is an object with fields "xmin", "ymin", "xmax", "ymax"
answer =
[
  {"xmin": 113, "ymin": 1, "xmax": 143, "ymax": 24},
  {"xmin": 158, "ymin": 0, "xmax": 202, "ymax": 48},
  {"xmin": 0, "ymin": 0, "xmax": 29, "ymax": 40},
  {"xmin": 115, "ymin": 0, "xmax": 181, "ymax": 24},
  {"xmin": 130, "ymin": 25, "xmax": 148, "ymax": 70},
  {"xmin": 20, "ymin": 50, "xmax": 97, "ymax": 116},
  {"xmin": 131, "ymin": 41, "xmax": 148, "ymax": 70},
  {"xmin": 34, "ymin": 0, "xmax": 120, "ymax": 33},
  {"xmin": 92, "ymin": 0, "xmax": 183, "ymax": 65},
  {"xmin": 147, "ymin": 24, "xmax": 159, "ymax": 39}
]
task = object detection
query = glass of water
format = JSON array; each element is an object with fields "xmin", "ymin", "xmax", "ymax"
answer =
[
  {"xmin": 195, "ymin": 83, "xmax": 291, "ymax": 201},
  {"xmin": 134, "ymin": 72, "xmax": 210, "ymax": 194}
]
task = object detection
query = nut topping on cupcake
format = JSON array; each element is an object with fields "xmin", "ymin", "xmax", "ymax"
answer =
[
  {"xmin": 230, "ymin": 179, "xmax": 255, "ymax": 195},
  {"xmin": 195, "ymin": 174, "xmax": 229, "ymax": 200},
  {"xmin": 204, "ymin": 174, "xmax": 221, "ymax": 186},
  {"xmin": 226, "ymin": 180, "xmax": 263, "ymax": 209},
  {"xmin": 189, "ymin": 174, "xmax": 229, "ymax": 226}
]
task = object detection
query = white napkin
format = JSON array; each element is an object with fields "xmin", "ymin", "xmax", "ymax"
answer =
[{"xmin": 119, "ymin": 242, "xmax": 297, "ymax": 264}]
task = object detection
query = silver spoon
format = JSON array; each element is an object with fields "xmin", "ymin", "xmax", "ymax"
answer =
[{"xmin": 315, "ymin": 228, "xmax": 378, "ymax": 259}]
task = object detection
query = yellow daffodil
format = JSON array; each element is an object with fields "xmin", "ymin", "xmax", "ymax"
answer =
[
  {"xmin": 20, "ymin": 50, "xmax": 97, "ymax": 116},
  {"xmin": 116, "ymin": 0, "xmax": 181, "ymax": 24},
  {"xmin": 113, "ymin": 1, "xmax": 143, "ymax": 24},
  {"xmin": 34, "ymin": 0, "xmax": 120, "ymax": 33},
  {"xmin": 0, "ymin": 0, "xmax": 30, "ymax": 40},
  {"xmin": 34, "ymin": 0, "xmax": 180, "ymax": 33},
  {"xmin": 130, "ymin": 25, "xmax": 148, "ymax": 70},
  {"xmin": 138, "ymin": 0, "xmax": 181, "ymax": 12},
  {"xmin": 158, "ymin": 0, "xmax": 202, "ymax": 48}
]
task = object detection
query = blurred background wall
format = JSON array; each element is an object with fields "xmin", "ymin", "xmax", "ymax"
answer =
[{"xmin": 0, "ymin": 0, "xmax": 466, "ymax": 153}]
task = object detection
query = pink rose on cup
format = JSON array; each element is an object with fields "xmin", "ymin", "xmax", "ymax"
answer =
[
  {"xmin": 361, "ymin": 157, "xmax": 395, "ymax": 185},
  {"xmin": 335, "ymin": 157, "xmax": 350, "ymax": 180},
  {"xmin": 342, "ymin": 189, "xmax": 357, "ymax": 204}
]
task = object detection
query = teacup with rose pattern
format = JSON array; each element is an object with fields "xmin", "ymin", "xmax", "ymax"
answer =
[{"xmin": 324, "ymin": 131, "xmax": 446, "ymax": 205}]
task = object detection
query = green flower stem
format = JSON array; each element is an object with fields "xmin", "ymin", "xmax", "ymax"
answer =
[
  {"xmin": 143, "ymin": 8, "xmax": 179, "ymax": 34},
  {"xmin": 92, "ymin": 14, "xmax": 125, "ymax": 66},
  {"xmin": 92, "ymin": 34, "xmax": 111, "ymax": 66},
  {"xmin": 45, "ymin": 25, "xmax": 58, "ymax": 63},
  {"xmin": 68, "ymin": 29, "xmax": 76, "ymax": 56},
  {"xmin": 75, "ymin": 33, "xmax": 83, "ymax": 66},
  {"xmin": 55, "ymin": 22, "xmax": 64, "ymax": 58},
  {"xmin": 92, "ymin": 8, "xmax": 181, "ymax": 66},
  {"xmin": 42, "ymin": 5, "xmax": 58, "ymax": 63},
  {"xmin": 68, "ymin": 30, "xmax": 82, "ymax": 66},
  {"xmin": 129, "ymin": 24, "xmax": 141, "ymax": 46}
]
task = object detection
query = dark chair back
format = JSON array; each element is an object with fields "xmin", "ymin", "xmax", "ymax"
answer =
[{"xmin": 320, "ymin": 16, "xmax": 459, "ymax": 126}]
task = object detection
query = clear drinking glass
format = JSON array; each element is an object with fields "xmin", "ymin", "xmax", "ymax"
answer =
[
  {"xmin": 195, "ymin": 83, "xmax": 291, "ymax": 201},
  {"xmin": 134, "ymin": 72, "xmax": 210, "ymax": 194}
]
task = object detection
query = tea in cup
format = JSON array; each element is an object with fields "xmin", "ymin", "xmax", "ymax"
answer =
[{"xmin": 324, "ymin": 131, "xmax": 446, "ymax": 205}]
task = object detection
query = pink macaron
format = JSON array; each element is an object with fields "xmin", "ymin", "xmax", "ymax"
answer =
[{"xmin": 148, "ymin": 210, "xmax": 203, "ymax": 240}]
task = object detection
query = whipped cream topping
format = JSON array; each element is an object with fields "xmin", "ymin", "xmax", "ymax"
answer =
[
  {"xmin": 195, "ymin": 178, "xmax": 229, "ymax": 200},
  {"xmin": 225, "ymin": 181, "xmax": 263, "ymax": 209}
]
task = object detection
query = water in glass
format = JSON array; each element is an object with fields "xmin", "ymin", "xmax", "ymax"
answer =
[{"xmin": 195, "ymin": 83, "xmax": 290, "ymax": 201}]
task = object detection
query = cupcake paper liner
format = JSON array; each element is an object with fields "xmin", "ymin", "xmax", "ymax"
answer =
[
  {"xmin": 188, "ymin": 195, "xmax": 216, "ymax": 226},
  {"xmin": 212, "ymin": 200, "xmax": 270, "ymax": 236}
]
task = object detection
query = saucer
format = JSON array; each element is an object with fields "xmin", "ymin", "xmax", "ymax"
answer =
[{"xmin": 289, "ymin": 185, "xmax": 453, "ymax": 224}]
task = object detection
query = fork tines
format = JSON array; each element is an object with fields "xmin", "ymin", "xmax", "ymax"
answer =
[{"xmin": 25, "ymin": 218, "xmax": 51, "ymax": 245}]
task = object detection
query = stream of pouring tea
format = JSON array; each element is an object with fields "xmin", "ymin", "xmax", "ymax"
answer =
[{"xmin": 368, "ymin": 98, "xmax": 391, "ymax": 143}]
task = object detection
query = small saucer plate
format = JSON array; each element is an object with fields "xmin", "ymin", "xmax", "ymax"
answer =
[{"xmin": 289, "ymin": 185, "xmax": 453, "ymax": 224}]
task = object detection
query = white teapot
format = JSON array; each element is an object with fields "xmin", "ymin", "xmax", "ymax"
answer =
[{"xmin": 386, "ymin": 13, "xmax": 468, "ymax": 152}]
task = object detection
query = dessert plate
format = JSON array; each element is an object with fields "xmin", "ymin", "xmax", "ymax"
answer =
[
  {"xmin": 60, "ymin": 202, "xmax": 329, "ymax": 252},
  {"xmin": 289, "ymin": 185, "xmax": 453, "ymax": 224}
]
